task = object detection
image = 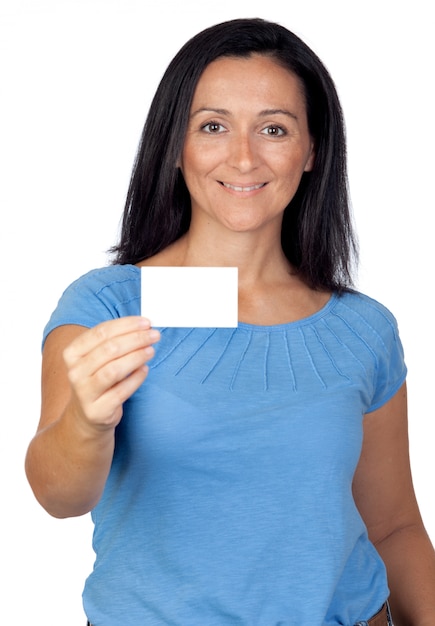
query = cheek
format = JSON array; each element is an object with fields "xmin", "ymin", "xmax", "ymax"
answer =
[
  {"xmin": 180, "ymin": 144, "xmax": 207, "ymax": 181},
  {"xmin": 179, "ymin": 149, "xmax": 211, "ymax": 201},
  {"xmin": 275, "ymin": 153, "xmax": 308, "ymax": 183}
]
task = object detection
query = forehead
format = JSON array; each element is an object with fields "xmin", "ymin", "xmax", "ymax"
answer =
[{"xmin": 191, "ymin": 54, "xmax": 306, "ymax": 108}]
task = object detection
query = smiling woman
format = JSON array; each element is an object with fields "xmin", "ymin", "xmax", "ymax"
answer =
[
  {"xmin": 180, "ymin": 55, "xmax": 315, "ymax": 239},
  {"xmin": 110, "ymin": 19, "xmax": 353, "ymax": 292},
  {"xmin": 25, "ymin": 17, "xmax": 435, "ymax": 626}
]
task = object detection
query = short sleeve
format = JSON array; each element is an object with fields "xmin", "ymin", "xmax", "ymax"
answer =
[{"xmin": 365, "ymin": 300, "xmax": 407, "ymax": 412}]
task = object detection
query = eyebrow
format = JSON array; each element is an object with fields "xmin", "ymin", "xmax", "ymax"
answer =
[{"xmin": 190, "ymin": 107, "xmax": 298, "ymax": 120}]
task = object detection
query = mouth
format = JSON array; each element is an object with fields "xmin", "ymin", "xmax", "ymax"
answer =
[{"xmin": 220, "ymin": 181, "xmax": 267, "ymax": 192}]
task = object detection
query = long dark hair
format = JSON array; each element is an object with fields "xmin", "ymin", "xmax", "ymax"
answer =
[{"xmin": 111, "ymin": 18, "xmax": 358, "ymax": 291}]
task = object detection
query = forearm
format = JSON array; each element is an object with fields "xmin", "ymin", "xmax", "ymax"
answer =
[
  {"xmin": 375, "ymin": 523, "xmax": 435, "ymax": 626},
  {"xmin": 27, "ymin": 318, "xmax": 158, "ymax": 517},
  {"xmin": 25, "ymin": 404, "xmax": 115, "ymax": 518}
]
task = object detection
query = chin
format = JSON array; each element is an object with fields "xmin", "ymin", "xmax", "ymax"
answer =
[{"xmin": 222, "ymin": 215, "xmax": 280, "ymax": 234}]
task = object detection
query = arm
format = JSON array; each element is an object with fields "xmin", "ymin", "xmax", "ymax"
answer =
[
  {"xmin": 353, "ymin": 382, "xmax": 435, "ymax": 626},
  {"xmin": 25, "ymin": 316, "xmax": 160, "ymax": 518}
]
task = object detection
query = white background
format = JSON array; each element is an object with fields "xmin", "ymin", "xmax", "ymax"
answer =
[{"xmin": 1, "ymin": 0, "xmax": 433, "ymax": 623}]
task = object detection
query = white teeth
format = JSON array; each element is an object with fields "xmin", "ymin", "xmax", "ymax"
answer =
[{"xmin": 221, "ymin": 182, "xmax": 265, "ymax": 192}]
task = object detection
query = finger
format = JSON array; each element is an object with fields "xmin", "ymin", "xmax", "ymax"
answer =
[
  {"xmin": 67, "ymin": 333, "xmax": 159, "ymax": 413},
  {"xmin": 64, "ymin": 316, "xmax": 153, "ymax": 363},
  {"xmin": 75, "ymin": 364, "xmax": 151, "ymax": 428},
  {"xmin": 68, "ymin": 327, "xmax": 160, "ymax": 381},
  {"xmin": 90, "ymin": 343, "xmax": 156, "ymax": 394}
]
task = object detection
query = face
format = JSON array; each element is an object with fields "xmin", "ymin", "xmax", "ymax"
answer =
[{"xmin": 179, "ymin": 54, "xmax": 315, "ymax": 236}]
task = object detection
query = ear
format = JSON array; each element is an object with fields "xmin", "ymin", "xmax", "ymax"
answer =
[{"xmin": 304, "ymin": 140, "xmax": 316, "ymax": 172}]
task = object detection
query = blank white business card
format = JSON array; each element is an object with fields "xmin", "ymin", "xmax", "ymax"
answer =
[{"xmin": 141, "ymin": 266, "xmax": 238, "ymax": 327}]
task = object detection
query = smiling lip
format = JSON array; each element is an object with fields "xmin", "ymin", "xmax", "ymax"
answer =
[{"xmin": 220, "ymin": 181, "xmax": 266, "ymax": 192}]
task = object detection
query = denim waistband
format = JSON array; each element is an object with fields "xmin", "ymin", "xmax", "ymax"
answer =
[{"xmin": 355, "ymin": 601, "xmax": 393, "ymax": 626}]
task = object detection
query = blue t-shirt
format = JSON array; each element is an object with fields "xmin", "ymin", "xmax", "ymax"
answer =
[{"xmin": 43, "ymin": 265, "xmax": 407, "ymax": 625}]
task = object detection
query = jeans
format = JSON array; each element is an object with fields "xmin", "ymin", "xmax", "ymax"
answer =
[{"xmin": 354, "ymin": 600, "xmax": 393, "ymax": 625}]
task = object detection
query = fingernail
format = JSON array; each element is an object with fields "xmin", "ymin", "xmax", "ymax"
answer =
[{"xmin": 149, "ymin": 329, "xmax": 161, "ymax": 341}]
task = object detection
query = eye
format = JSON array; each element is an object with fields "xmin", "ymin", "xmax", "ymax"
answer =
[
  {"xmin": 261, "ymin": 125, "xmax": 286, "ymax": 137},
  {"xmin": 201, "ymin": 122, "xmax": 226, "ymax": 134}
]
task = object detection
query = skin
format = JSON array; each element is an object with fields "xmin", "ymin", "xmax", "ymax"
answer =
[
  {"xmin": 25, "ymin": 55, "xmax": 435, "ymax": 624},
  {"xmin": 179, "ymin": 55, "xmax": 315, "ymax": 238}
]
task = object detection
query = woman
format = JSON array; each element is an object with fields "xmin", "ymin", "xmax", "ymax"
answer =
[{"xmin": 25, "ymin": 18, "xmax": 435, "ymax": 626}]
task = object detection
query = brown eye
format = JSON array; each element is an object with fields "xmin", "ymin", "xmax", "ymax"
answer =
[
  {"xmin": 261, "ymin": 125, "xmax": 286, "ymax": 136},
  {"xmin": 202, "ymin": 122, "xmax": 226, "ymax": 134}
]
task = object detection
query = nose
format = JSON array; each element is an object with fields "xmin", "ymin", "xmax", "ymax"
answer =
[{"xmin": 227, "ymin": 132, "xmax": 259, "ymax": 173}]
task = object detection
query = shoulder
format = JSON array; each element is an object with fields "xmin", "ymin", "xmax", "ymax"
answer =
[
  {"xmin": 66, "ymin": 264, "xmax": 140, "ymax": 294},
  {"xmin": 332, "ymin": 289, "xmax": 400, "ymax": 335},
  {"xmin": 43, "ymin": 265, "xmax": 141, "ymax": 344},
  {"xmin": 328, "ymin": 289, "xmax": 405, "ymax": 370},
  {"xmin": 62, "ymin": 264, "xmax": 141, "ymax": 310},
  {"xmin": 331, "ymin": 290, "xmax": 406, "ymax": 410}
]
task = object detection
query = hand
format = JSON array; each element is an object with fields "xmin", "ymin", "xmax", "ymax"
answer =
[{"xmin": 63, "ymin": 316, "xmax": 160, "ymax": 432}]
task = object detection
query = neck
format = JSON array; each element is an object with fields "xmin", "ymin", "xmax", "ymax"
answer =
[
  {"xmin": 139, "ymin": 225, "xmax": 331, "ymax": 325},
  {"xmin": 157, "ymin": 226, "xmax": 293, "ymax": 287}
]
